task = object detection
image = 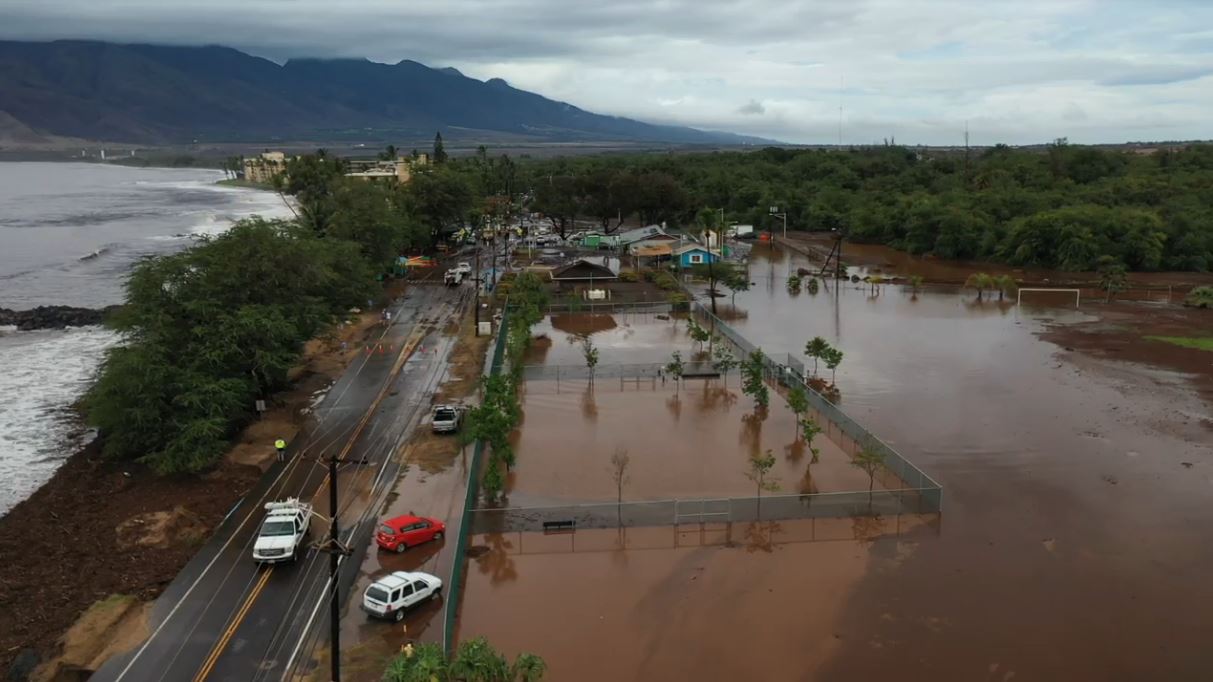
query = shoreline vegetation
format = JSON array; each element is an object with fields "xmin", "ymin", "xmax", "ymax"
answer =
[{"xmin": 215, "ymin": 177, "xmax": 276, "ymax": 191}]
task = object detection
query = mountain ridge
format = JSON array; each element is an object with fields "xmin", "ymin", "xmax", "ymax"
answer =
[{"xmin": 0, "ymin": 40, "xmax": 774, "ymax": 146}]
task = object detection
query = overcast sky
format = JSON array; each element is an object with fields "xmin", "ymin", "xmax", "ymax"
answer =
[{"xmin": 3, "ymin": 0, "xmax": 1211, "ymax": 144}]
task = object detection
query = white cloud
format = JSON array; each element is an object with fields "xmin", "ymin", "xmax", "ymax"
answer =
[{"xmin": 0, "ymin": 0, "xmax": 1210, "ymax": 143}]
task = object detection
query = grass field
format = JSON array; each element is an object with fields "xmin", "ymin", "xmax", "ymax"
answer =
[{"xmin": 1145, "ymin": 336, "xmax": 1213, "ymax": 351}]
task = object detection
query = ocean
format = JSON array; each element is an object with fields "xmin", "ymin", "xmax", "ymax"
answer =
[{"xmin": 0, "ymin": 162, "xmax": 293, "ymax": 515}]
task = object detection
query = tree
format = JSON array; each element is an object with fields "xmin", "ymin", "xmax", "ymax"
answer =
[
  {"xmin": 609, "ymin": 446, "xmax": 630, "ymax": 526},
  {"xmin": 688, "ymin": 262, "xmax": 740, "ymax": 315},
  {"xmin": 801, "ymin": 415, "xmax": 823, "ymax": 464},
  {"xmin": 432, "ymin": 132, "xmax": 448, "ymax": 164},
  {"xmin": 964, "ymin": 272, "xmax": 994, "ymax": 301},
  {"xmin": 378, "ymin": 144, "xmax": 399, "ymax": 161},
  {"xmin": 823, "ymin": 347, "xmax": 844, "ymax": 384},
  {"xmin": 804, "ymin": 337, "xmax": 830, "ymax": 377},
  {"xmin": 786, "ymin": 273, "xmax": 802, "ymax": 293},
  {"xmin": 741, "ymin": 349, "xmax": 769, "ymax": 409},
  {"xmin": 686, "ymin": 318, "xmax": 711, "ymax": 352},
  {"xmin": 531, "ymin": 175, "xmax": 583, "ymax": 239},
  {"xmin": 711, "ymin": 343, "xmax": 739, "ymax": 382},
  {"xmin": 908, "ymin": 275, "xmax": 924, "ymax": 296},
  {"xmin": 581, "ymin": 337, "xmax": 599, "ymax": 384},
  {"xmin": 723, "ymin": 268, "xmax": 751, "ymax": 305},
  {"xmin": 787, "ymin": 386, "xmax": 809, "ymax": 438},
  {"xmin": 851, "ymin": 447, "xmax": 887, "ymax": 512},
  {"xmin": 745, "ymin": 449, "xmax": 780, "ymax": 520},
  {"xmin": 1096, "ymin": 255, "xmax": 1127, "ymax": 302},
  {"xmin": 665, "ymin": 350, "xmax": 684, "ymax": 393},
  {"xmin": 1184, "ymin": 286, "xmax": 1213, "ymax": 309},
  {"xmin": 992, "ymin": 274, "xmax": 1018, "ymax": 301}
]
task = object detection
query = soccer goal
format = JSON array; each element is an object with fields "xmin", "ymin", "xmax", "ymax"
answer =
[{"xmin": 1017, "ymin": 287, "xmax": 1081, "ymax": 308}]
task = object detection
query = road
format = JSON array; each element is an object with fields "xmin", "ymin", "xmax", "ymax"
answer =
[{"xmin": 92, "ymin": 280, "xmax": 469, "ymax": 682}]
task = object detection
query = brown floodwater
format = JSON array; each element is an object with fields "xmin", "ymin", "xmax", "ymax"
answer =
[
  {"xmin": 458, "ymin": 516, "xmax": 939, "ymax": 681},
  {"xmin": 459, "ymin": 239, "xmax": 1213, "ymax": 681},
  {"xmin": 735, "ymin": 243, "xmax": 1213, "ymax": 680},
  {"xmin": 506, "ymin": 380, "xmax": 885, "ymax": 506}
]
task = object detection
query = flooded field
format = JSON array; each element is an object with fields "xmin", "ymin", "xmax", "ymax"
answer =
[
  {"xmin": 458, "ymin": 516, "xmax": 938, "ymax": 681},
  {"xmin": 506, "ymin": 382, "xmax": 883, "ymax": 505},
  {"xmin": 738, "ymin": 244, "xmax": 1213, "ymax": 680},
  {"xmin": 457, "ymin": 241, "xmax": 1213, "ymax": 681}
]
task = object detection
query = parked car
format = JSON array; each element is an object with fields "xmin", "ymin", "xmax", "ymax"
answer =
[
  {"xmin": 376, "ymin": 514, "xmax": 446, "ymax": 552},
  {"xmin": 362, "ymin": 571, "xmax": 443, "ymax": 621},
  {"xmin": 431, "ymin": 404, "xmax": 461, "ymax": 433}
]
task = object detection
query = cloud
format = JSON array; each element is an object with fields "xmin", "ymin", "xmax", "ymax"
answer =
[
  {"xmin": 0, "ymin": 0, "xmax": 1211, "ymax": 144},
  {"xmin": 737, "ymin": 100, "xmax": 766, "ymax": 116}
]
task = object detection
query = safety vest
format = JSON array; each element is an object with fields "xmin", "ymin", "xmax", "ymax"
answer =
[{"xmin": 275, "ymin": 439, "xmax": 286, "ymax": 449}]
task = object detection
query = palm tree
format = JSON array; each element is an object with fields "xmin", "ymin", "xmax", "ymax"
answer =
[
  {"xmin": 964, "ymin": 272, "xmax": 994, "ymax": 301},
  {"xmin": 513, "ymin": 654, "xmax": 549, "ymax": 682},
  {"xmin": 450, "ymin": 637, "xmax": 511, "ymax": 680},
  {"xmin": 993, "ymin": 274, "xmax": 1018, "ymax": 301}
]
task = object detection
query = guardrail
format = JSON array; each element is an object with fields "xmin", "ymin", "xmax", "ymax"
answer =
[{"xmin": 442, "ymin": 306, "xmax": 510, "ymax": 656}]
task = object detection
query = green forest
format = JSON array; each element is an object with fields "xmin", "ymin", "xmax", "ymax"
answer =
[{"xmin": 514, "ymin": 142, "xmax": 1213, "ymax": 272}]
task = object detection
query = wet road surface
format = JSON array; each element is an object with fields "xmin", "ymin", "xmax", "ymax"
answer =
[{"xmin": 92, "ymin": 283, "xmax": 467, "ymax": 682}]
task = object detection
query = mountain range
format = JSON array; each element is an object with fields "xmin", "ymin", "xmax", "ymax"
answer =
[{"xmin": 0, "ymin": 40, "xmax": 772, "ymax": 146}]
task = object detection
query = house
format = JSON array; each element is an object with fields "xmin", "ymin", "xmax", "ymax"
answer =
[
  {"xmin": 674, "ymin": 244, "xmax": 721, "ymax": 268},
  {"xmin": 626, "ymin": 233, "xmax": 679, "ymax": 255},
  {"xmin": 549, "ymin": 259, "xmax": 618, "ymax": 297},
  {"xmin": 609, "ymin": 225, "xmax": 665, "ymax": 248}
]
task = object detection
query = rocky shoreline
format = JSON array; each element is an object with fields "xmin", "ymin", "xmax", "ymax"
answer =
[{"xmin": 0, "ymin": 305, "xmax": 119, "ymax": 331}]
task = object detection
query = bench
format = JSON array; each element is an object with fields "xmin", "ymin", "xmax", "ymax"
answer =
[{"xmin": 542, "ymin": 519, "xmax": 576, "ymax": 532}]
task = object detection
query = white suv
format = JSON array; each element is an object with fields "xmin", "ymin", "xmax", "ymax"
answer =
[{"xmin": 362, "ymin": 571, "xmax": 443, "ymax": 621}]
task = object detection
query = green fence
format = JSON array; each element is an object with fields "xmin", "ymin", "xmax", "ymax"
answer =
[{"xmin": 442, "ymin": 306, "xmax": 510, "ymax": 655}]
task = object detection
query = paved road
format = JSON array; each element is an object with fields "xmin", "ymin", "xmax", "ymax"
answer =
[{"xmin": 93, "ymin": 281, "xmax": 469, "ymax": 682}]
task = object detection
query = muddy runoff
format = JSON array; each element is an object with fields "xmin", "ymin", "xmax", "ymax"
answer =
[
  {"xmin": 725, "ymin": 243, "xmax": 1213, "ymax": 680},
  {"xmin": 459, "ymin": 516, "xmax": 938, "ymax": 681}
]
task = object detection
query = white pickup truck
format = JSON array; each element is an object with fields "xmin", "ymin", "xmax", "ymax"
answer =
[{"xmin": 253, "ymin": 498, "xmax": 312, "ymax": 563}]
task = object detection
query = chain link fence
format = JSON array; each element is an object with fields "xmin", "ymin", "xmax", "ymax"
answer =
[
  {"xmin": 443, "ymin": 306, "xmax": 510, "ymax": 655},
  {"xmin": 470, "ymin": 489, "xmax": 935, "ymax": 533},
  {"xmin": 691, "ymin": 302, "xmax": 943, "ymax": 510}
]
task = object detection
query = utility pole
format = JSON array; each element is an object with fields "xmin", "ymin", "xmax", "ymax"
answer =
[
  {"xmin": 473, "ymin": 244, "xmax": 481, "ymax": 335},
  {"xmin": 316, "ymin": 454, "xmax": 357, "ymax": 682}
]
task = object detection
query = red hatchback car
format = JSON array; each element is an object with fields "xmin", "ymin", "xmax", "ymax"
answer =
[{"xmin": 376, "ymin": 515, "xmax": 445, "ymax": 553}]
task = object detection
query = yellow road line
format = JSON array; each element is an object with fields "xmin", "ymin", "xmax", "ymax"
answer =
[
  {"xmin": 191, "ymin": 323, "xmax": 431, "ymax": 681},
  {"xmin": 193, "ymin": 567, "xmax": 274, "ymax": 682}
]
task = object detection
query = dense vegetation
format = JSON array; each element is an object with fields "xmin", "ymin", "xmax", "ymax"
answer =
[
  {"xmin": 383, "ymin": 636, "xmax": 545, "ymax": 681},
  {"xmin": 86, "ymin": 219, "xmax": 376, "ymax": 472},
  {"xmin": 514, "ymin": 142, "xmax": 1213, "ymax": 272}
]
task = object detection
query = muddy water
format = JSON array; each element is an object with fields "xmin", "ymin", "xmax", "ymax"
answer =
[
  {"xmin": 507, "ymin": 381, "xmax": 881, "ymax": 505},
  {"xmin": 459, "ymin": 516, "xmax": 938, "ymax": 681},
  {"xmin": 524, "ymin": 311, "xmax": 687, "ymax": 366},
  {"xmin": 735, "ymin": 243, "xmax": 1213, "ymax": 680}
]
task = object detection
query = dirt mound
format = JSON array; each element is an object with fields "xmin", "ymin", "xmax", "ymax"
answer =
[
  {"xmin": 115, "ymin": 506, "xmax": 208, "ymax": 551},
  {"xmin": 30, "ymin": 595, "xmax": 150, "ymax": 682}
]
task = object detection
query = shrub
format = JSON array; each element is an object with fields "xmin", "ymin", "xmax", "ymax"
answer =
[
  {"xmin": 618, "ymin": 271, "xmax": 640, "ymax": 283},
  {"xmin": 1184, "ymin": 286, "xmax": 1213, "ymax": 309}
]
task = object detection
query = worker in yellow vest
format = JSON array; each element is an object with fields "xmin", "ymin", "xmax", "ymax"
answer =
[{"xmin": 275, "ymin": 438, "xmax": 287, "ymax": 462}]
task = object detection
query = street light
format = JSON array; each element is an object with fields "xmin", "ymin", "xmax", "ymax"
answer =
[{"xmin": 768, "ymin": 205, "xmax": 787, "ymax": 239}]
